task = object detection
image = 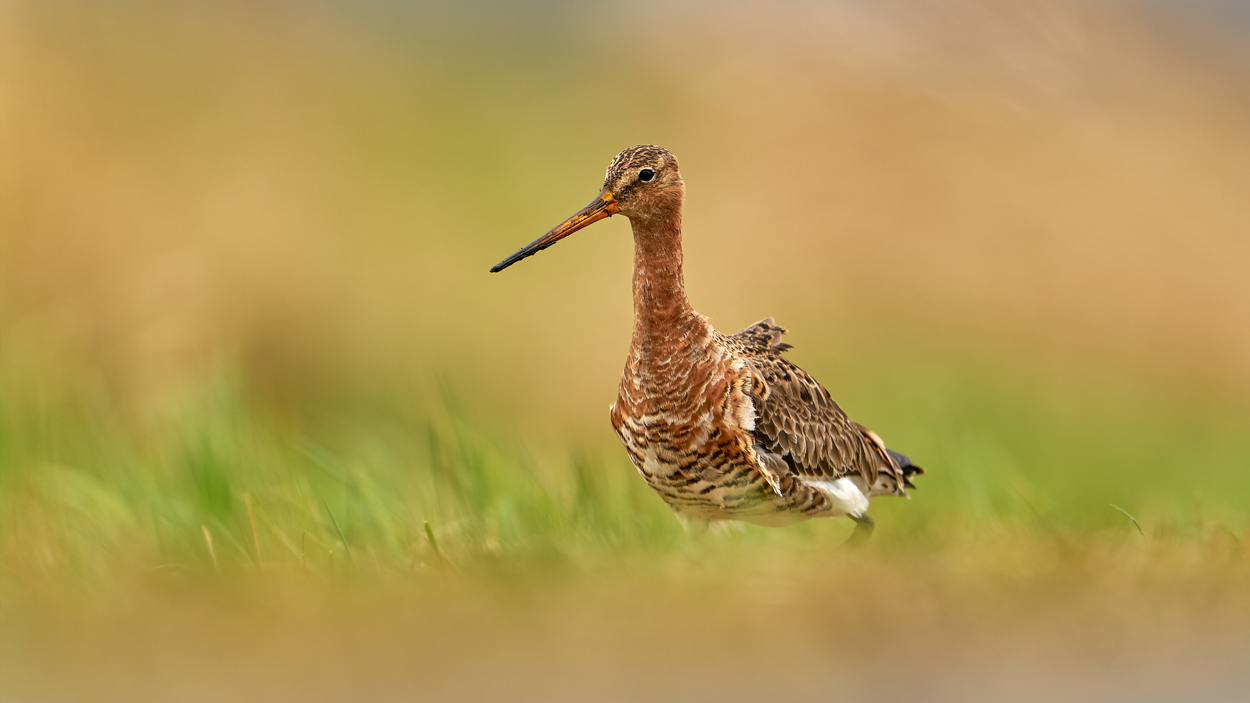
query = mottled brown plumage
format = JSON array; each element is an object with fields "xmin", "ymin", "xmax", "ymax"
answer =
[{"xmin": 492, "ymin": 145, "xmax": 922, "ymax": 534}]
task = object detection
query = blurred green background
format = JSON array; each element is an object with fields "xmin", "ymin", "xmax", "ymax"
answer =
[{"xmin": 3, "ymin": 0, "xmax": 1250, "ymax": 580}]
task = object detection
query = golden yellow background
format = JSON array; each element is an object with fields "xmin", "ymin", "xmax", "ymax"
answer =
[{"xmin": 2, "ymin": 1, "xmax": 1248, "ymax": 700}]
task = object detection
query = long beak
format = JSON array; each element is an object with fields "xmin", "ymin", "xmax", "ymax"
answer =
[{"xmin": 490, "ymin": 191, "xmax": 619, "ymax": 273}]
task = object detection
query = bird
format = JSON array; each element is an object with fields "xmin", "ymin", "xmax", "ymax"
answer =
[{"xmin": 490, "ymin": 145, "xmax": 922, "ymax": 539}]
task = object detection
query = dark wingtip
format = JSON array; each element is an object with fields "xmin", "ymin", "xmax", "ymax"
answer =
[
  {"xmin": 489, "ymin": 263, "xmax": 505, "ymax": 273},
  {"xmin": 887, "ymin": 448, "xmax": 924, "ymax": 488}
]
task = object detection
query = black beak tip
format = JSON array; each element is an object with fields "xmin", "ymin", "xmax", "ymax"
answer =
[{"xmin": 490, "ymin": 250, "xmax": 530, "ymax": 273}]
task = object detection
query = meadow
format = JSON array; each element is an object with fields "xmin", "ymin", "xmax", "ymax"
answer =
[{"xmin": 2, "ymin": 1, "xmax": 1248, "ymax": 700}]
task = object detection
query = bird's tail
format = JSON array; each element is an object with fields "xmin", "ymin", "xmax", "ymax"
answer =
[{"xmin": 886, "ymin": 449, "xmax": 924, "ymax": 489}]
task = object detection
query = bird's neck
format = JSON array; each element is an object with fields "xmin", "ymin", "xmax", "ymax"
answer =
[{"xmin": 629, "ymin": 208, "xmax": 703, "ymax": 346}]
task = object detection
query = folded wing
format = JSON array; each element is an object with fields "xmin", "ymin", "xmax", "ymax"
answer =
[{"xmin": 728, "ymin": 318, "xmax": 918, "ymax": 497}]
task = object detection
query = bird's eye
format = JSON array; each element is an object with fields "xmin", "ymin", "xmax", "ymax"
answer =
[{"xmin": 638, "ymin": 168, "xmax": 655, "ymax": 182}]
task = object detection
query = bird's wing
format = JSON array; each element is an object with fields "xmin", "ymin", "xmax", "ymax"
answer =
[{"xmin": 728, "ymin": 318, "xmax": 909, "ymax": 495}]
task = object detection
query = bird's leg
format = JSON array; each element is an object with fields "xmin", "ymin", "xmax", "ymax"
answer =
[
  {"xmin": 845, "ymin": 514, "xmax": 875, "ymax": 547},
  {"xmin": 676, "ymin": 513, "xmax": 710, "ymax": 539}
]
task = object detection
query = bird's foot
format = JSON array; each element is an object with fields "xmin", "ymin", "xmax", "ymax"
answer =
[
  {"xmin": 675, "ymin": 513, "xmax": 710, "ymax": 539},
  {"xmin": 845, "ymin": 514, "xmax": 875, "ymax": 547}
]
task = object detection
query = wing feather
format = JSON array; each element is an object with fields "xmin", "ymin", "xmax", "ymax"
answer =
[{"xmin": 728, "ymin": 318, "xmax": 908, "ymax": 495}]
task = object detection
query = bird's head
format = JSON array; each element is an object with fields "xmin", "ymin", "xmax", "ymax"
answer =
[{"xmin": 490, "ymin": 145, "xmax": 683, "ymax": 273}]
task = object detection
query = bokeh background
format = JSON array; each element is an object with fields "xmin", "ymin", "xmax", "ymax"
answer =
[{"xmin": 2, "ymin": 1, "xmax": 1248, "ymax": 701}]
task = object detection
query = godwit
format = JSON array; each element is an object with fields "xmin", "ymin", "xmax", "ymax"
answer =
[{"xmin": 491, "ymin": 145, "xmax": 922, "ymax": 538}]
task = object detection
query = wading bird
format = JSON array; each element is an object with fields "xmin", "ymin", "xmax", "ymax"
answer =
[{"xmin": 491, "ymin": 145, "xmax": 921, "ymax": 539}]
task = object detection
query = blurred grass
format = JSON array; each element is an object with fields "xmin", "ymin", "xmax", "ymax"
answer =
[{"xmin": 2, "ymin": 331, "xmax": 1247, "ymax": 591}]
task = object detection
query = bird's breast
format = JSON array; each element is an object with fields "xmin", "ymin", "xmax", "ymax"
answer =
[{"xmin": 611, "ymin": 338, "xmax": 755, "ymax": 477}]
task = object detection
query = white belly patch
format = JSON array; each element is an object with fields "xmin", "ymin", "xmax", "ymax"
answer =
[{"xmin": 800, "ymin": 477, "xmax": 869, "ymax": 517}]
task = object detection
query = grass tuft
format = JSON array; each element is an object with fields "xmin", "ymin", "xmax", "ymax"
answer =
[
  {"xmin": 201, "ymin": 525, "xmax": 218, "ymax": 572},
  {"xmin": 244, "ymin": 493, "xmax": 263, "ymax": 567},
  {"xmin": 323, "ymin": 499, "xmax": 353, "ymax": 566},
  {"xmin": 1110, "ymin": 504, "xmax": 1145, "ymax": 536}
]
